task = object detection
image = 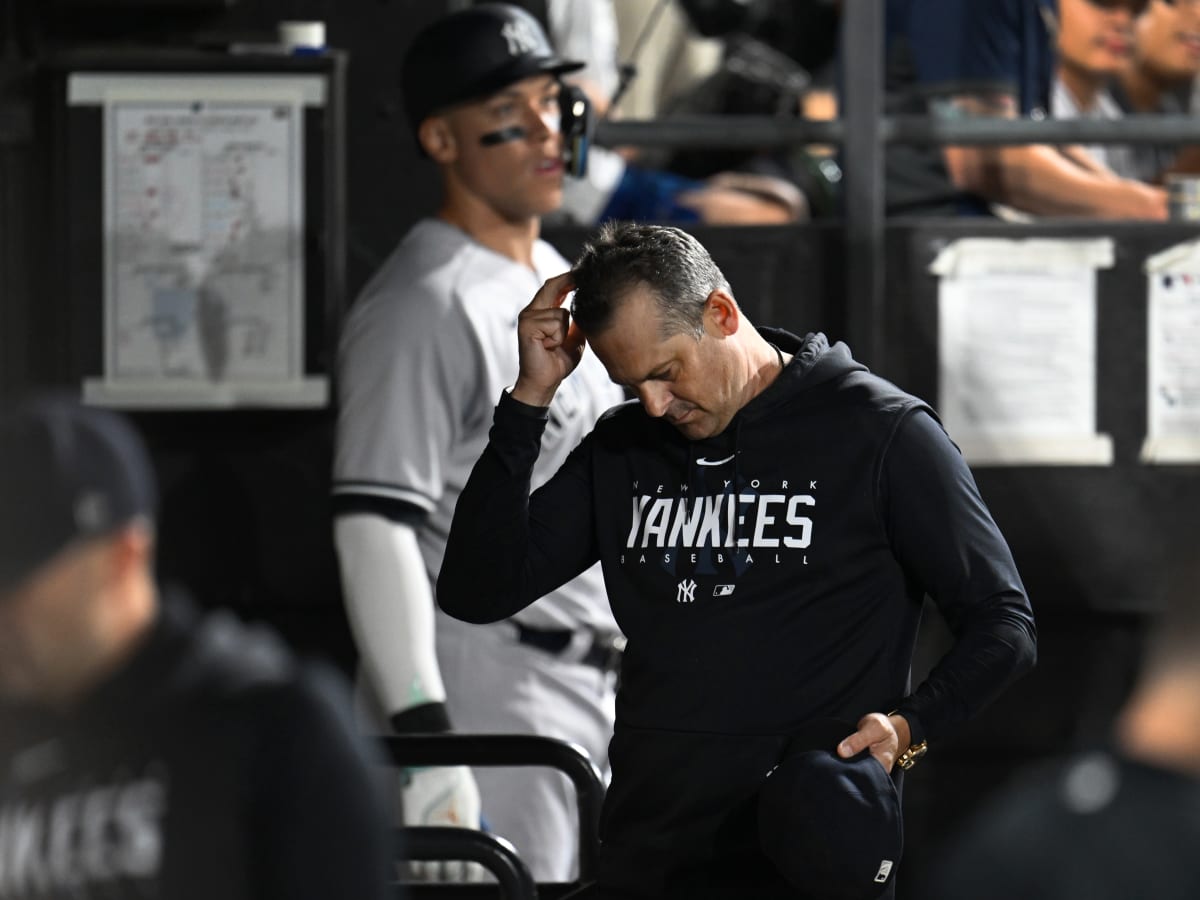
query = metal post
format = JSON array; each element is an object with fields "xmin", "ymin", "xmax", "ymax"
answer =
[{"xmin": 839, "ymin": 0, "xmax": 886, "ymax": 367}]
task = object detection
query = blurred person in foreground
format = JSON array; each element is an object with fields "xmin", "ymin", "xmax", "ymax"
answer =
[
  {"xmin": 885, "ymin": 0, "xmax": 1167, "ymax": 218},
  {"xmin": 928, "ymin": 540, "xmax": 1200, "ymax": 899},
  {"xmin": 0, "ymin": 395, "xmax": 393, "ymax": 900},
  {"xmin": 1112, "ymin": 0, "xmax": 1200, "ymax": 181}
]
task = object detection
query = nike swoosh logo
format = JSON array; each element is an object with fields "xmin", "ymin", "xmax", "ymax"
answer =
[{"xmin": 695, "ymin": 454, "xmax": 736, "ymax": 466}]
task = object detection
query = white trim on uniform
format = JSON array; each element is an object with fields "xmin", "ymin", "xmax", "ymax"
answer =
[{"xmin": 331, "ymin": 482, "xmax": 436, "ymax": 512}]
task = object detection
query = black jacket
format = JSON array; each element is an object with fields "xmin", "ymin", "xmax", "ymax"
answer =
[{"xmin": 0, "ymin": 591, "xmax": 393, "ymax": 900}]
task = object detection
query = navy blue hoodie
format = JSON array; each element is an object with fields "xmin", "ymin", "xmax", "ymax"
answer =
[{"xmin": 440, "ymin": 329, "xmax": 1036, "ymax": 895}]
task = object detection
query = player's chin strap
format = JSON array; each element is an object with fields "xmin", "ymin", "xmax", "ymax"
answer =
[{"xmin": 477, "ymin": 83, "xmax": 592, "ymax": 177}]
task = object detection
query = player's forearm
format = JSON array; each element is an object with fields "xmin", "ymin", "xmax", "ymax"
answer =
[
  {"xmin": 333, "ymin": 514, "xmax": 448, "ymax": 718},
  {"xmin": 945, "ymin": 144, "xmax": 1167, "ymax": 218},
  {"xmin": 439, "ymin": 395, "xmax": 549, "ymax": 623},
  {"xmin": 883, "ymin": 412, "xmax": 1037, "ymax": 741},
  {"xmin": 902, "ymin": 595, "xmax": 1037, "ymax": 742},
  {"xmin": 439, "ymin": 392, "xmax": 591, "ymax": 623}
]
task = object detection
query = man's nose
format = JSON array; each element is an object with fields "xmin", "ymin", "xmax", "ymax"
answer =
[
  {"xmin": 527, "ymin": 103, "xmax": 560, "ymax": 141},
  {"xmin": 637, "ymin": 384, "xmax": 672, "ymax": 419}
]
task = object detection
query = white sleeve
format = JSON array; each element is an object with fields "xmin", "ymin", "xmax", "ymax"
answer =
[{"xmin": 334, "ymin": 513, "xmax": 447, "ymax": 717}]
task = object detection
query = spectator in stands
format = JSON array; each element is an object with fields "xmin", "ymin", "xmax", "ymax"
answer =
[
  {"xmin": 545, "ymin": 0, "xmax": 808, "ymax": 225},
  {"xmin": 0, "ymin": 395, "xmax": 394, "ymax": 900},
  {"xmin": 884, "ymin": 0, "xmax": 1168, "ymax": 219},
  {"xmin": 927, "ymin": 543, "xmax": 1200, "ymax": 900},
  {"xmin": 1112, "ymin": 0, "xmax": 1200, "ymax": 181},
  {"xmin": 1051, "ymin": 0, "xmax": 1144, "ymax": 177},
  {"xmin": 660, "ymin": 0, "xmax": 844, "ymax": 212}
]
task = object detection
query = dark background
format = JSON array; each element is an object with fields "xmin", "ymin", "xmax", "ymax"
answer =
[{"xmin": 2, "ymin": 1, "xmax": 1198, "ymax": 896}]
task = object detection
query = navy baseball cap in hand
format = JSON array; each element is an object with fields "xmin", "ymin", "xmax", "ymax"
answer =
[
  {"xmin": 758, "ymin": 718, "xmax": 903, "ymax": 900},
  {"xmin": 0, "ymin": 395, "xmax": 156, "ymax": 593},
  {"xmin": 401, "ymin": 2, "xmax": 584, "ymax": 135}
]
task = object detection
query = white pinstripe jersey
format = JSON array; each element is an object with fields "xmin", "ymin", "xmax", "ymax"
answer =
[{"xmin": 333, "ymin": 218, "xmax": 622, "ymax": 631}]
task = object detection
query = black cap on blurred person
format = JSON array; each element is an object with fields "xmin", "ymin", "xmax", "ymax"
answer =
[
  {"xmin": 0, "ymin": 395, "xmax": 156, "ymax": 594},
  {"xmin": 400, "ymin": 2, "xmax": 584, "ymax": 138},
  {"xmin": 757, "ymin": 718, "xmax": 904, "ymax": 900}
]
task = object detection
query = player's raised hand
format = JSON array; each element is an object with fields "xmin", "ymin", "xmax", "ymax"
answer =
[{"xmin": 511, "ymin": 272, "xmax": 586, "ymax": 407}]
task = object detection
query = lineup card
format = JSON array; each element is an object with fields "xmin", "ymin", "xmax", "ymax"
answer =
[
  {"xmin": 1143, "ymin": 242, "xmax": 1200, "ymax": 464},
  {"xmin": 69, "ymin": 73, "xmax": 329, "ymax": 408},
  {"xmin": 932, "ymin": 238, "xmax": 1115, "ymax": 467},
  {"xmin": 106, "ymin": 96, "xmax": 301, "ymax": 384}
]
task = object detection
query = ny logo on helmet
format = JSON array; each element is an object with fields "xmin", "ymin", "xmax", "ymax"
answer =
[{"xmin": 501, "ymin": 20, "xmax": 540, "ymax": 56}]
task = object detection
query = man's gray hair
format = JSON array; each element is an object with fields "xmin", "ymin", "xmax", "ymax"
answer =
[{"xmin": 571, "ymin": 222, "xmax": 732, "ymax": 339}]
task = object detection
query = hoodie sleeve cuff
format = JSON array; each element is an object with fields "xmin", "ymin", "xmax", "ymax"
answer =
[
  {"xmin": 500, "ymin": 388, "xmax": 551, "ymax": 420},
  {"xmin": 891, "ymin": 708, "xmax": 927, "ymax": 746}
]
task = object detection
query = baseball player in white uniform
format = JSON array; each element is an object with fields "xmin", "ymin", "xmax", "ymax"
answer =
[{"xmin": 332, "ymin": 3, "xmax": 624, "ymax": 883}]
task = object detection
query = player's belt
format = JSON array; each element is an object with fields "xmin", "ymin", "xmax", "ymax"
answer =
[{"xmin": 512, "ymin": 622, "xmax": 626, "ymax": 673}]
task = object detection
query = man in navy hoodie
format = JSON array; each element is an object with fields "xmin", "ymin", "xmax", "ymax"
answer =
[
  {"xmin": 0, "ymin": 396, "xmax": 393, "ymax": 900},
  {"xmin": 438, "ymin": 222, "xmax": 1037, "ymax": 899}
]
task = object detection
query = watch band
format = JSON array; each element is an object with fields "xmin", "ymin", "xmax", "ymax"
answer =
[
  {"xmin": 888, "ymin": 708, "xmax": 928, "ymax": 771},
  {"xmin": 896, "ymin": 739, "xmax": 928, "ymax": 771}
]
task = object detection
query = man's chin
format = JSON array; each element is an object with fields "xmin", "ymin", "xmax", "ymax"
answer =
[
  {"xmin": 674, "ymin": 420, "xmax": 714, "ymax": 441},
  {"xmin": 536, "ymin": 188, "xmax": 564, "ymax": 216}
]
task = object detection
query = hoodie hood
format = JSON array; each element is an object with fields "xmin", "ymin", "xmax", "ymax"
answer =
[
  {"xmin": 669, "ymin": 329, "xmax": 869, "ymax": 560},
  {"xmin": 737, "ymin": 328, "xmax": 869, "ymax": 427}
]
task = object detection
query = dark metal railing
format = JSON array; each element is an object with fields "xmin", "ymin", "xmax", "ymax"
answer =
[
  {"xmin": 401, "ymin": 827, "xmax": 538, "ymax": 900},
  {"xmin": 595, "ymin": 114, "xmax": 1200, "ymax": 150},
  {"xmin": 382, "ymin": 734, "xmax": 606, "ymax": 884}
]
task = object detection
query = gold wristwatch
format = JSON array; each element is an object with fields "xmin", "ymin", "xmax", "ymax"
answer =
[
  {"xmin": 896, "ymin": 740, "xmax": 928, "ymax": 771},
  {"xmin": 889, "ymin": 709, "xmax": 928, "ymax": 771}
]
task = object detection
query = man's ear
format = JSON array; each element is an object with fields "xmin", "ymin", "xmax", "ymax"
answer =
[
  {"xmin": 109, "ymin": 520, "xmax": 154, "ymax": 580},
  {"xmin": 704, "ymin": 290, "xmax": 740, "ymax": 337},
  {"xmin": 418, "ymin": 115, "xmax": 457, "ymax": 163}
]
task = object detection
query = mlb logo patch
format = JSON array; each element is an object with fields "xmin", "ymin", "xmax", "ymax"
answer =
[{"xmin": 713, "ymin": 584, "xmax": 735, "ymax": 597}]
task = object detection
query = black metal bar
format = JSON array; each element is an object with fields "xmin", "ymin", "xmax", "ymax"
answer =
[
  {"xmin": 839, "ymin": 0, "xmax": 885, "ymax": 368},
  {"xmin": 885, "ymin": 113, "xmax": 1200, "ymax": 146},
  {"xmin": 382, "ymin": 735, "xmax": 605, "ymax": 883},
  {"xmin": 323, "ymin": 50, "xmax": 348, "ymax": 379},
  {"xmin": 401, "ymin": 827, "xmax": 538, "ymax": 900},
  {"xmin": 594, "ymin": 116, "xmax": 844, "ymax": 149},
  {"xmin": 595, "ymin": 114, "xmax": 1200, "ymax": 150}
]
